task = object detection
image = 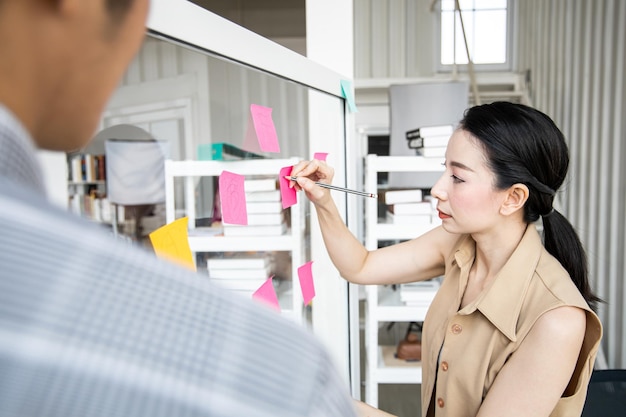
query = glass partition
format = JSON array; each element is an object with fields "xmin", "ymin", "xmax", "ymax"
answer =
[
  {"xmin": 67, "ymin": 0, "xmax": 354, "ymax": 386},
  {"xmin": 78, "ymin": 30, "xmax": 346, "ymax": 325}
]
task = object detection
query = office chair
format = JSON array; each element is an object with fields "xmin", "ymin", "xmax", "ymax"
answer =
[{"xmin": 581, "ymin": 369, "xmax": 626, "ymax": 417}]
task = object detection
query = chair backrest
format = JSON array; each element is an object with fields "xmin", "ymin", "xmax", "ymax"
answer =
[{"xmin": 581, "ymin": 369, "xmax": 626, "ymax": 417}]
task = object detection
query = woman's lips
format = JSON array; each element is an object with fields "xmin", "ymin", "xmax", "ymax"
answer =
[{"xmin": 438, "ymin": 210, "xmax": 451, "ymax": 219}]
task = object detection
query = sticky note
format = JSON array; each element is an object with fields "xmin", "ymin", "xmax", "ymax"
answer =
[
  {"xmin": 149, "ymin": 217, "xmax": 196, "ymax": 271},
  {"xmin": 244, "ymin": 104, "xmax": 280, "ymax": 153},
  {"xmin": 279, "ymin": 165, "xmax": 298, "ymax": 209},
  {"xmin": 340, "ymin": 80, "xmax": 358, "ymax": 113},
  {"xmin": 313, "ymin": 152, "xmax": 328, "ymax": 161},
  {"xmin": 219, "ymin": 170, "xmax": 248, "ymax": 225},
  {"xmin": 298, "ymin": 261, "xmax": 316, "ymax": 306},
  {"xmin": 252, "ymin": 276, "xmax": 280, "ymax": 311}
]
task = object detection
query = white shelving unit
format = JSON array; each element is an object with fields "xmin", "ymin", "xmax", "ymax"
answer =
[
  {"xmin": 164, "ymin": 157, "xmax": 306, "ymax": 325},
  {"xmin": 363, "ymin": 154, "xmax": 444, "ymax": 407}
]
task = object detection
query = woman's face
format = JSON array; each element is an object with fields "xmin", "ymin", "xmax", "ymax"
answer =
[{"xmin": 430, "ymin": 129, "xmax": 509, "ymax": 235}]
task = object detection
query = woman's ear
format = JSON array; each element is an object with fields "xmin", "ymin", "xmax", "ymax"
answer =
[{"xmin": 500, "ymin": 183, "xmax": 529, "ymax": 216}]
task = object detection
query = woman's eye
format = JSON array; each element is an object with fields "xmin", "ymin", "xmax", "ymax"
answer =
[{"xmin": 451, "ymin": 175, "xmax": 464, "ymax": 183}]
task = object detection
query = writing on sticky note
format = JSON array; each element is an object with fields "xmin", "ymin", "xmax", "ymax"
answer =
[
  {"xmin": 340, "ymin": 80, "xmax": 358, "ymax": 113},
  {"xmin": 252, "ymin": 276, "xmax": 280, "ymax": 311},
  {"xmin": 313, "ymin": 152, "xmax": 328, "ymax": 161},
  {"xmin": 149, "ymin": 217, "xmax": 196, "ymax": 271},
  {"xmin": 249, "ymin": 104, "xmax": 280, "ymax": 153},
  {"xmin": 279, "ymin": 165, "xmax": 297, "ymax": 209},
  {"xmin": 298, "ymin": 261, "xmax": 316, "ymax": 306},
  {"xmin": 219, "ymin": 170, "xmax": 248, "ymax": 225}
]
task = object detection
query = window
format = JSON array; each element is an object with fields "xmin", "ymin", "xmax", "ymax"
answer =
[{"xmin": 438, "ymin": 0, "xmax": 512, "ymax": 71}]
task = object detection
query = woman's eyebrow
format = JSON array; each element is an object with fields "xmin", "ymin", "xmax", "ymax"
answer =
[{"xmin": 449, "ymin": 160, "xmax": 475, "ymax": 172}]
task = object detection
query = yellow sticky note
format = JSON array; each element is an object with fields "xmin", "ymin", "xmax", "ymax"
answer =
[{"xmin": 149, "ymin": 217, "xmax": 196, "ymax": 271}]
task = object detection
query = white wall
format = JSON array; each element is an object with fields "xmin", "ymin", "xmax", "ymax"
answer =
[{"xmin": 37, "ymin": 150, "xmax": 67, "ymax": 208}]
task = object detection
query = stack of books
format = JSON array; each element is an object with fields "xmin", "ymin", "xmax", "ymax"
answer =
[
  {"xmin": 207, "ymin": 253, "xmax": 273, "ymax": 297},
  {"xmin": 399, "ymin": 279, "xmax": 440, "ymax": 306},
  {"xmin": 384, "ymin": 188, "xmax": 433, "ymax": 226},
  {"xmin": 69, "ymin": 153, "xmax": 107, "ymax": 183},
  {"xmin": 405, "ymin": 124, "xmax": 453, "ymax": 158},
  {"xmin": 222, "ymin": 177, "xmax": 287, "ymax": 237}
]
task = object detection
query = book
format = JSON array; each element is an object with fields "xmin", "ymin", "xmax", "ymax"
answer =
[
  {"xmin": 407, "ymin": 134, "xmax": 450, "ymax": 149},
  {"xmin": 412, "ymin": 124, "xmax": 454, "ymax": 138},
  {"xmin": 386, "ymin": 211, "xmax": 432, "ymax": 226},
  {"xmin": 222, "ymin": 222, "xmax": 287, "ymax": 237},
  {"xmin": 244, "ymin": 178, "xmax": 278, "ymax": 192},
  {"xmin": 210, "ymin": 278, "xmax": 267, "ymax": 292},
  {"xmin": 391, "ymin": 202, "xmax": 432, "ymax": 215},
  {"xmin": 245, "ymin": 189, "xmax": 281, "ymax": 202},
  {"xmin": 198, "ymin": 142, "xmax": 263, "ymax": 161},
  {"xmin": 207, "ymin": 254, "xmax": 271, "ymax": 270},
  {"xmin": 400, "ymin": 280, "xmax": 440, "ymax": 305},
  {"xmin": 246, "ymin": 213, "xmax": 284, "ymax": 226},
  {"xmin": 384, "ymin": 189, "xmax": 423, "ymax": 205},
  {"xmin": 70, "ymin": 154, "xmax": 82, "ymax": 182},
  {"xmin": 209, "ymin": 268, "xmax": 271, "ymax": 279},
  {"xmin": 246, "ymin": 201, "xmax": 283, "ymax": 214},
  {"xmin": 416, "ymin": 146, "xmax": 446, "ymax": 158}
]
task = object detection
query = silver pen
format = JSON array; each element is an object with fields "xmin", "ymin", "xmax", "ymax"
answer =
[{"xmin": 289, "ymin": 176, "xmax": 378, "ymax": 199}]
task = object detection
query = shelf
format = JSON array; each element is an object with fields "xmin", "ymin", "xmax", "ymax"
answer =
[
  {"xmin": 373, "ymin": 345, "xmax": 422, "ymax": 384},
  {"xmin": 374, "ymin": 286, "xmax": 430, "ymax": 322},
  {"xmin": 364, "ymin": 154, "xmax": 441, "ymax": 406},
  {"xmin": 68, "ymin": 180, "xmax": 106, "ymax": 186},
  {"xmin": 188, "ymin": 229, "xmax": 296, "ymax": 252},
  {"xmin": 165, "ymin": 158, "xmax": 306, "ymax": 326}
]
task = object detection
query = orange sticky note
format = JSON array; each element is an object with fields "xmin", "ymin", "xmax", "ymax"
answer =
[
  {"xmin": 279, "ymin": 165, "xmax": 297, "ymax": 209},
  {"xmin": 246, "ymin": 104, "xmax": 280, "ymax": 153},
  {"xmin": 149, "ymin": 217, "xmax": 196, "ymax": 271},
  {"xmin": 252, "ymin": 276, "xmax": 280, "ymax": 311},
  {"xmin": 219, "ymin": 170, "xmax": 248, "ymax": 225},
  {"xmin": 298, "ymin": 261, "xmax": 316, "ymax": 306}
]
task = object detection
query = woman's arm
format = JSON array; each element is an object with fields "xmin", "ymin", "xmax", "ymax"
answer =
[
  {"xmin": 289, "ymin": 159, "xmax": 454, "ymax": 285},
  {"xmin": 477, "ymin": 306, "xmax": 587, "ymax": 417},
  {"xmin": 353, "ymin": 400, "xmax": 398, "ymax": 417}
]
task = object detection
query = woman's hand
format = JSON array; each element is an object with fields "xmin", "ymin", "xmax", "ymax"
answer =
[{"xmin": 288, "ymin": 158, "xmax": 335, "ymax": 205}]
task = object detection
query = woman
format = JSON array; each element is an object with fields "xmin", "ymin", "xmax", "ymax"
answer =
[{"xmin": 289, "ymin": 102, "xmax": 603, "ymax": 417}]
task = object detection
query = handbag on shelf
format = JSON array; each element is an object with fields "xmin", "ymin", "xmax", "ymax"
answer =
[{"xmin": 396, "ymin": 321, "xmax": 422, "ymax": 361}]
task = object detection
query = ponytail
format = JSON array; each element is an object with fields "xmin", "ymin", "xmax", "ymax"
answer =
[{"xmin": 542, "ymin": 210, "xmax": 602, "ymax": 312}]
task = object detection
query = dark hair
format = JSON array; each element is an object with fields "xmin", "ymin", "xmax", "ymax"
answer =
[
  {"xmin": 105, "ymin": 0, "xmax": 135, "ymax": 20},
  {"xmin": 459, "ymin": 101, "xmax": 602, "ymax": 311}
]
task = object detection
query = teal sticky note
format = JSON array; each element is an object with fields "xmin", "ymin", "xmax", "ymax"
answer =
[
  {"xmin": 197, "ymin": 144, "xmax": 213, "ymax": 160},
  {"xmin": 340, "ymin": 79, "xmax": 358, "ymax": 113}
]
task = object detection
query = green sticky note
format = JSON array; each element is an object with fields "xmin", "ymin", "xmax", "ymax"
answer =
[{"xmin": 340, "ymin": 79, "xmax": 358, "ymax": 113}]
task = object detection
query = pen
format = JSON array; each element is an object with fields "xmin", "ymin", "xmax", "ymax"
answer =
[{"xmin": 289, "ymin": 176, "xmax": 378, "ymax": 199}]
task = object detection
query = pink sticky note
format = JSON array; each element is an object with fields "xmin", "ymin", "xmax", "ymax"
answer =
[
  {"xmin": 313, "ymin": 152, "xmax": 328, "ymax": 161},
  {"xmin": 279, "ymin": 165, "xmax": 297, "ymax": 209},
  {"xmin": 242, "ymin": 114, "xmax": 263, "ymax": 153},
  {"xmin": 219, "ymin": 170, "xmax": 248, "ymax": 225},
  {"xmin": 298, "ymin": 261, "xmax": 316, "ymax": 306},
  {"xmin": 252, "ymin": 276, "xmax": 280, "ymax": 311},
  {"xmin": 250, "ymin": 104, "xmax": 280, "ymax": 153}
]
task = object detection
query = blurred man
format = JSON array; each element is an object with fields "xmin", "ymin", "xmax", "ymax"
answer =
[{"xmin": 0, "ymin": 1, "xmax": 357, "ymax": 416}]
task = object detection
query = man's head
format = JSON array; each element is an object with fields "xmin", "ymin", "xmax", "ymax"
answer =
[{"xmin": 0, "ymin": 0, "xmax": 150, "ymax": 152}]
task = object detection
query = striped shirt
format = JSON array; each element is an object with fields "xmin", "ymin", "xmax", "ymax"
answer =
[{"xmin": 0, "ymin": 104, "xmax": 358, "ymax": 417}]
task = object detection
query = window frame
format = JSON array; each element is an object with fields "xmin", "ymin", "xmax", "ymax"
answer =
[{"xmin": 435, "ymin": 0, "xmax": 516, "ymax": 73}]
